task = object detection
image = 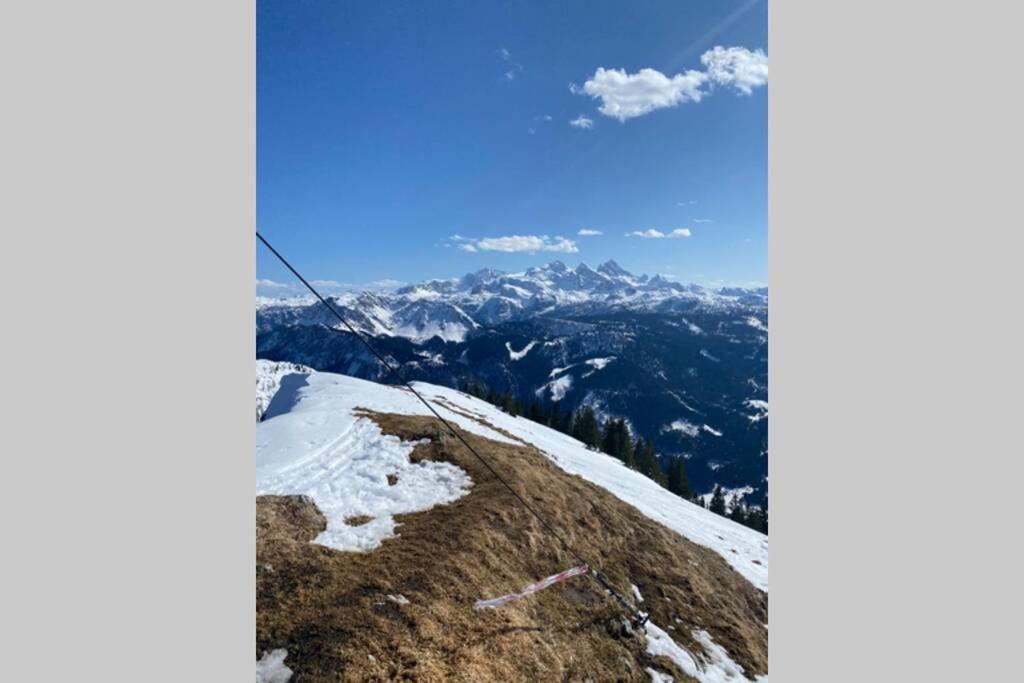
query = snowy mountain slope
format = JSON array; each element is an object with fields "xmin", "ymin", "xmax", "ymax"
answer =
[
  {"xmin": 257, "ymin": 368, "xmax": 768, "ymax": 682},
  {"xmin": 257, "ymin": 368, "xmax": 767, "ymax": 591},
  {"xmin": 409, "ymin": 381, "xmax": 768, "ymax": 592}
]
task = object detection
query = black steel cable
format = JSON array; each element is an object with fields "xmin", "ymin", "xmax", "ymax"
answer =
[{"xmin": 257, "ymin": 231, "xmax": 644, "ymax": 622}]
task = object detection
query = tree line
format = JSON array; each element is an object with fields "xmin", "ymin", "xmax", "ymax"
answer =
[
  {"xmin": 460, "ymin": 379, "xmax": 767, "ymax": 534},
  {"xmin": 705, "ymin": 485, "xmax": 769, "ymax": 534}
]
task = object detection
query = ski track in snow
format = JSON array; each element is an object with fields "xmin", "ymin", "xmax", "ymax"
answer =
[{"xmin": 257, "ymin": 370, "xmax": 767, "ymax": 590}]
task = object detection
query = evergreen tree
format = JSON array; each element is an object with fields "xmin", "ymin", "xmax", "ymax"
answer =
[
  {"xmin": 601, "ymin": 418, "xmax": 629, "ymax": 461},
  {"xmin": 728, "ymin": 499, "xmax": 749, "ymax": 526},
  {"xmin": 636, "ymin": 437, "xmax": 664, "ymax": 483},
  {"xmin": 708, "ymin": 485, "xmax": 727, "ymax": 516},
  {"xmin": 601, "ymin": 419, "xmax": 618, "ymax": 458},
  {"xmin": 572, "ymin": 406, "xmax": 601, "ymax": 449},
  {"xmin": 621, "ymin": 427, "xmax": 635, "ymax": 468},
  {"xmin": 666, "ymin": 457, "xmax": 692, "ymax": 499}
]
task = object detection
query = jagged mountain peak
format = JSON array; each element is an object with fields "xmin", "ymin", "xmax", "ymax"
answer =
[{"xmin": 597, "ymin": 259, "xmax": 633, "ymax": 279}]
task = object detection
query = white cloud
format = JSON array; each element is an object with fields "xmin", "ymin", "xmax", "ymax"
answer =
[
  {"xmin": 256, "ymin": 278, "xmax": 291, "ymax": 289},
  {"xmin": 447, "ymin": 233, "xmax": 580, "ymax": 253},
  {"xmin": 701, "ymin": 46, "xmax": 768, "ymax": 95},
  {"xmin": 577, "ymin": 67, "xmax": 708, "ymax": 121},
  {"xmin": 573, "ymin": 45, "xmax": 766, "ymax": 121},
  {"xmin": 693, "ymin": 218, "xmax": 714, "ymax": 224},
  {"xmin": 626, "ymin": 228, "xmax": 692, "ymax": 239},
  {"xmin": 569, "ymin": 115, "xmax": 594, "ymax": 129},
  {"xmin": 477, "ymin": 235, "xmax": 578, "ymax": 253},
  {"xmin": 577, "ymin": 228, "xmax": 603, "ymax": 236}
]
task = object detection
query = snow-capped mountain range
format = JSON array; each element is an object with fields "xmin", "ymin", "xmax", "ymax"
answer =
[{"xmin": 257, "ymin": 260, "xmax": 767, "ymax": 344}]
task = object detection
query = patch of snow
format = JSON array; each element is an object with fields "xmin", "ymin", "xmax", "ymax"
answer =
[
  {"xmin": 387, "ymin": 594, "xmax": 410, "ymax": 605},
  {"xmin": 393, "ymin": 321, "xmax": 470, "ymax": 344},
  {"xmin": 681, "ymin": 317, "xmax": 704, "ymax": 335},
  {"xmin": 549, "ymin": 364, "xmax": 576, "ymax": 378},
  {"xmin": 415, "ymin": 350, "xmax": 445, "ymax": 366},
  {"xmin": 631, "ymin": 583, "xmax": 644, "ymax": 603},
  {"xmin": 666, "ymin": 390, "xmax": 703, "ymax": 416},
  {"xmin": 745, "ymin": 316, "xmax": 767, "ymax": 332},
  {"xmin": 646, "ymin": 623, "xmax": 760, "ymax": 682},
  {"xmin": 535, "ymin": 374, "xmax": 573, "ymax": 401},
  {"xmin": 700, "ymin": 486, "xmax": 754, "ymax": 510},
  {"xmin": 699, "ymin": 349, "xmax": 721, "ymax": 363},
  {"xmin": 505, "ymin": 340, "xmax": 538, "ymax": 361},
  {"xmin": 744, "ymin": 399, "xmax": 768, "ymax": 423},
  {"xmin": 585, "ymin": 356, "xmax": 616, "ymax": 370},
  {"xmin": 257, "ymin": 374, "xmax": 481, "ymax": 552},
  {"xmin": 645, "ymin": 623, "xmax": 700, "ymax": 679},
  {"xmin": 256, "ymin": 649, "xmax": 292, "ymax": 683},
  {"xmin": 646, "ymin": 667, "xmax": 674, "ymax": 683},
  {"xmin": 702, "ymin": 424, "xmax": 723, "ymax": 437},
  {"xmin": 664, "ymin": 419, "xmax": 701, "ymax": 438}
]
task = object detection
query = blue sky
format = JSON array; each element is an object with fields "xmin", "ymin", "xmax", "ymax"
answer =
[{"xmin": 257, "ymin": 0, "xmax": 767, "ymax": 295}]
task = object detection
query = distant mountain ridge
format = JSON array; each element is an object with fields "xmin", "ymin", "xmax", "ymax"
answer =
[{"xmin": 257, "ymin": 260, "xmax": 766, "ymax": 343}]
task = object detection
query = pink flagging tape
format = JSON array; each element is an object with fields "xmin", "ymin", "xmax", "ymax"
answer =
[{"xmin": 474, "ymin": 564, "xmax": 590, "ymax": 610}]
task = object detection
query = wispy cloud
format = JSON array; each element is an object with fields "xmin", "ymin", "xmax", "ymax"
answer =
[
  {"xmin": 693, "ymin": 218, "xmax": 714, "ymax": 224},
  {"xmin": 499, "ymin": 47, "xmax": 524, "ymax": 81},
  {"xmin": 452, "ymin": 234, "xmax": 579, "ymax": 254},
  {"xmin": 625, "ymin": 228, "xmax": 692, "ymax": 239},
  {"xmin": 677, "ymin": 200, "xmax": 697, "ymax": 206},
  {"xmin": 577, "ymin": 228, "xmax": 603, "ymax": 236},
  {"xmin": 569, "ymin": 115, "xmax": 594, "ymax": 129},
  {"xmin": 573, "ymin": 45, "xmax": 767, "ymax": 121},
  {"xmin": 256, "ymin": 278, "xmax": 291, "ymax": 290},
  {"xmin": 256, "ymin": 277, "xmax": 404, "ymax": 296}
]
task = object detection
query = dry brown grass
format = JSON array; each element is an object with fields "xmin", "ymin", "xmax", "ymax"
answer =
[{"xmin": 257, "ymin": 411, "xmax": 767, "ymax": 682}]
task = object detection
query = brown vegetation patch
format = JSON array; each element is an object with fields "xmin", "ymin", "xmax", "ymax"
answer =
[
  {"xmin": 257, "ymin": 412, "xmax": 767, "ymax": 682},
  {"xmin": 345, "ymin": 515, "xmax": 374, "ymax": 527}
]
